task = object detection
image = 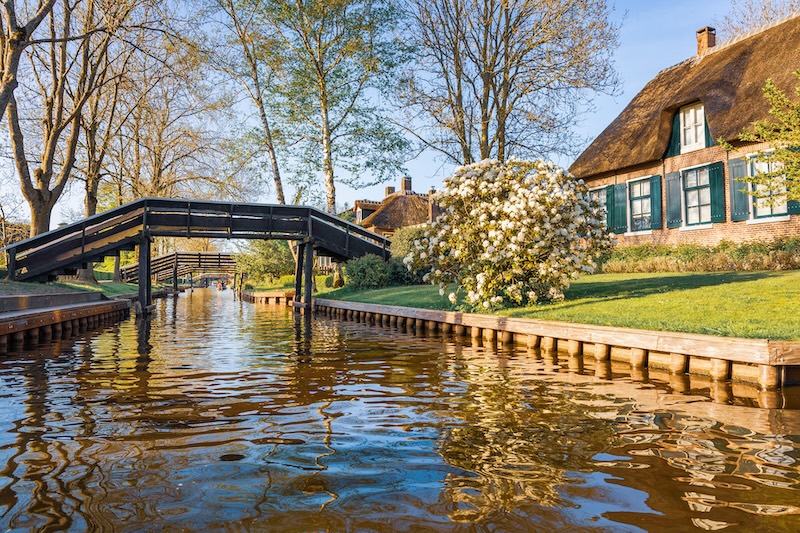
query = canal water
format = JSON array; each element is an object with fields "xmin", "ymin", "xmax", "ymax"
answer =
[{"xmin": 1, "ymin": 289, "xmax": 800, "ymax": 532}]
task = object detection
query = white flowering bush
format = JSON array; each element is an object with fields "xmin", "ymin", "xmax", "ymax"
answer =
[{"xmin": 404, "ymin": 159, "xmax": 613, "ymax": 310}]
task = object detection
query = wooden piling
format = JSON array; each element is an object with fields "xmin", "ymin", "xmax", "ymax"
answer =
[
  {"xmin": 630, "ymin": 348, "xmax": 647, "ymax": 369},
  {"xmin": 567, "ymin": 339, "xmax": 582, "ymax": 357},
  {"xmin": 758, "ymin": 365, "xmax": 780, "ymax": 390},
  {"xmin": 710, "ymin": 359, "xmax": 731, "ymax": 381},
  {"xmin": 669, "ymin": 353, "xmax": 689, "ymax": 374},
  {"xmin": 541, "ymin": 337, "xmax": 556, "ymax": 353}
]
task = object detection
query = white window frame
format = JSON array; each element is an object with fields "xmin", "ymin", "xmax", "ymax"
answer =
[
  {"xmin": 675, "ymin": 163, "xmax": 714, "ymax": 231},
  {"xmin": 745, "ymin": 152, "xmax": 790, "ymax": 224},
  {"xmin": 588, "ymin": 185, "xmax": 608, "ymax": 213},
  {"xmin": 679, "ymin": 103, "xmax": 706, "ymax": 154},
  {"xmin": 624, "ymin": 176, "xmax": 654, "ymax": 236}
]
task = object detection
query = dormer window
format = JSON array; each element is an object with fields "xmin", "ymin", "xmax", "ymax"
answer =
[{"xmin": 680, "ymin": 103, "xmax": 705, "ymax": 153}]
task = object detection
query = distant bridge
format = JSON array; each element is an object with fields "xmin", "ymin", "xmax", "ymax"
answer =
[
  {"xmin": 119, "ymin": 252, "xmax": 237, "ymax": 284},
  {"xmin": 2, "ymin": 198, "xmax": 390, "ymax": 312}
]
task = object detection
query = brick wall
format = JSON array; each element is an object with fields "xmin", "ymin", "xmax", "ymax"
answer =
[{"xmin": 583, "ymin": 142, "xmax": 800, "ymax": 246}]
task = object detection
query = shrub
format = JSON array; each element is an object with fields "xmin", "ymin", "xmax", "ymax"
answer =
[
  {"xmin": 601, "ymin": 236, "xmax": 800, "ymax": 273},
  {"xmin": 405, "ymin": 159, "xmax": 613, "ymax": 309},
  {"xmin": 388, "ymin": 257, "xmax": 423, "ymax": 285},
  {"xmin": 345, "ymin": 254, "xmax": 391, "ymax": 290},
  {"xmin": 390, "ymin": 225, "xmax": 428, "ymax": 259},
  {"xmin": 237, "ymin": 240, "xmax": 295, "ymax": 284}
]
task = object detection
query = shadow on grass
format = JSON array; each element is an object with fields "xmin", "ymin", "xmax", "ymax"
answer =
[
  {"xmin": 567, "ymin": 271, "xmax": 774, "ymax": 299},
  {"xmin": 503, "ymin": 271, "xmax": 777, "ymax": 317}
]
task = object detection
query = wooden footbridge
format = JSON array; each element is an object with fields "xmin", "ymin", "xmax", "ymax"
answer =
[
  {"xmin": 119, "ymin": 252, "xmax": 237, "ymax": 285},
  {"xmin": 2, "ymin": 198, "xmax": 390, "ymax": 313}
]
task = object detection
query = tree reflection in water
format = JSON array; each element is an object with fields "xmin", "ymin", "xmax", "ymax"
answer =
[{"xmin": 437, "ymin": 347, "xmax": 619, "ymax": 522}]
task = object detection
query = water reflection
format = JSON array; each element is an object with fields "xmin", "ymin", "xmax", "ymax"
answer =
[{"xmin": 0, "ymin": 289, "xmax": 799, "ymax": 531}]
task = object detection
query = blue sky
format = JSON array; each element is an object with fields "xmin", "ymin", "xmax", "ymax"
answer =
[
  {"xmin": 343, "ymin": 0, "xmax": 735, "ymax": 206},
  {"xmin": 37, "ymin": 0, "xmax": 737, "ymax": 225}
]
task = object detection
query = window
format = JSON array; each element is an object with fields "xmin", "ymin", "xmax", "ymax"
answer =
[
  {"xmin": 628, "ymin": 179, "xmax": 651, "ymax": 231},
  {"xmin": 683, "ymin": 167, "xmax": 711, "ymax": 225},
  {"xmin": 680, "ymin": 103, "xmax": 705, "ymax": 153},
  {"xmin": 589, "ymin": 187, "xmax": 607, "ymax": 214},
  {"xmin": 750, "ymin": 158, "xmax": 788, "ymax": 218}
]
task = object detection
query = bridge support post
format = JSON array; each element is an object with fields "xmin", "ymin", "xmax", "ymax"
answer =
[
  {"xmin": 172, "ymin": 254, "xmax": 178, "ymax": 292},
  {"xmin": 294, "ymin": 243, "xmax": 306, "ymax": 309},
  {"xmin": 137, "ymin": 232, "xmax": 152, "ymax": 315},
  {"xmin": 6, "ymin": 249, "xmax": 16, "ymax": 281},
  {"xmin": 304, "ymin": 243, "xmax": 314, "ymax": 312}
]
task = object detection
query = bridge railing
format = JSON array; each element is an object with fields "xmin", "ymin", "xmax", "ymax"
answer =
[{"xmin": 2, "ymin": 197, "xmax": 392, "ymax": 281}]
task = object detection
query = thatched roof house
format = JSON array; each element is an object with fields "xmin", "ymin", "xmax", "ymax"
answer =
[
  {"xmin": 570, "ymin": 17, "xmax": 800, "ymax": 246},
  {"xmin": 353, "ymin": 177, "xmax": 437, "ymax": 236}
]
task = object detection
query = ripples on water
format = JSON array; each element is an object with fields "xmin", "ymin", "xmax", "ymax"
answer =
[{"xmin": 0, "ymin": 289, "xmax": 799, "ymax": 531}]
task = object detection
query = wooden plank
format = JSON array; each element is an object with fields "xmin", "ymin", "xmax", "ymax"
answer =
[
  {"xmin": 0, "ymin": 301, "xmax": 129, "ymax": 336},
  {"xmin": 313, "ymin": 298, "xmax": 796, "ymax": 366}
]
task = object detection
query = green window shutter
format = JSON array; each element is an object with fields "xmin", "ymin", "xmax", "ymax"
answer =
[
  {"xmin": 788, "ymin": 200, "xmax": 800, "ymax": 214},
  {"xmin": 704, "ymin": 119, "xmax": 716, "ymax": 148},
  {"xmin": 664, "ymin": 112, "xmax": 681, "ymax": 158},
  {"xmin": 604, "ymin": 184, "xmax": 615, "ymax": 230},
  {"xmin": 709, "ymin": 161, "xmax": 725, "ymax": 223},
  {"xmin": 650, "ymin": 175, "xmax": 662, "ymax": 229},
  {"xmin": 728, "ymin": 158, "xmax": 750, "ymax": 221},
  {"xmin": 666, "ymin": 172, "xmax": 682, "ymax": 228},
  {"xmin": 612, "ymin": 183, "xmax": 627, "ymax": 234}
]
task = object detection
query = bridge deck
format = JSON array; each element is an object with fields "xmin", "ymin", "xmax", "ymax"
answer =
[
  {"xmin": 2, "ymin": 198, "xmax": 391, "ymax": 312},
  {"xmin": 120, "ymin": 252, "xmax": 237, "ymax": 284}
]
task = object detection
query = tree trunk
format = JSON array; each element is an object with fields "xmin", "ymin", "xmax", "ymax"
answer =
[
  {"xmin": 28, "ymin": 199, "xmax": 52, "ymax": 237},
  {"xmin": 75, "ymin": 179, "xmax": 100, "ymax": 284},
  {"xmin": 113, "ymin": 255, "xmax": 121, "ymax": 282},
  {"xmin": 332, "ymin": 264, "xmax": 345, "ymax": 288}
]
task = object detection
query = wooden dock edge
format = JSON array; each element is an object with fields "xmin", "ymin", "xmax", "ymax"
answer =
[
  {"xmin": 313, "ymin": 298, "xmax": 800, "ymax": 390},
  {"xmin": 241, "ymin": 290, "xmax": 295, "ymax": 306},
  {"xmin": 0, "ymin": 300, "xmax": 131, "ymax": 353}
]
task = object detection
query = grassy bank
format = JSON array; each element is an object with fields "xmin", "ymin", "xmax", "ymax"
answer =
[
  {"xmin": 323, "ymin": 271, "xmax": 800, "ymax": 340},
  {"xmin": 56, "ymin": 280, "xmax": 140, "ymax": 297},
  {"xmin": 0, "ymin": 279, "xmax": 140, "ymax": 298}
]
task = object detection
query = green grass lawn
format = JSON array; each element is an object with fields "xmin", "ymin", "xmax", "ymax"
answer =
[
  {"xmin": 323, "ymin": 271, "xmax": 800, "ymax": 340},
  {"xmin": 56, "ymin": 280, "xmax": 141, "ymax": 297},
  {"xmin": 1, "ymin": 279, "xmax": 143, "ymax": 298}
]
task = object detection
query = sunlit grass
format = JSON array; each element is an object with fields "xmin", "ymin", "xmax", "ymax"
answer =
[{"xmin": 324, "ymin": 271, "xmax": 800, "ymax": 340}]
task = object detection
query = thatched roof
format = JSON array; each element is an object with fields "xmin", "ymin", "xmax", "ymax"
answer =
[
  {"xmin": 570, "ymin": 13, "xmax": 800, "ymax": 179},
  {"xmin": 360, "ymin": 192, "xmax": 429, "ymax": 231}
]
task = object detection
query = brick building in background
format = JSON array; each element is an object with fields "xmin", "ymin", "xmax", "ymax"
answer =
[
  {"xmin": 353, "ymin": 177, "xmax": 440, "ymax": 237},
  {"xmin": 570, "ymin": 15, "xmax": 800, "ymax": 246}
]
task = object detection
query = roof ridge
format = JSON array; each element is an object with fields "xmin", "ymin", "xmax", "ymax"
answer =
[
  {"xmin": 707, "ymin": 10, "xmax": 800, "ymax": 57},
  {"xmin": 646, "ymin": 12, "xmax": 800, "ymax": 84}
]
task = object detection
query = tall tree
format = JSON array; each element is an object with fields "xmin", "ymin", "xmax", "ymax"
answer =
[
  {"xmin": 100, "ymin": 38, "xmax": 248, "ymax": 204},
  {"xmin": 8, "ymin": 0, "xmax": 135, "ymax": 236},
  {"xmin": 260, "ymin": 0, "xmax": 409, "ymax": 213},
  {"xmin": 401, "ymin": 0, "xmax": 620, "ymax": 164},
  {"xmin": 716, "ymin": 0, "xmax": 800, "ymax": 40},
  {"xmin": 203, "ymin": 0, "xmax": 287, "ymax": 204},
  {"xmin": 0, "ymin": 0, "xmax": 59, "ymax": 122}
]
